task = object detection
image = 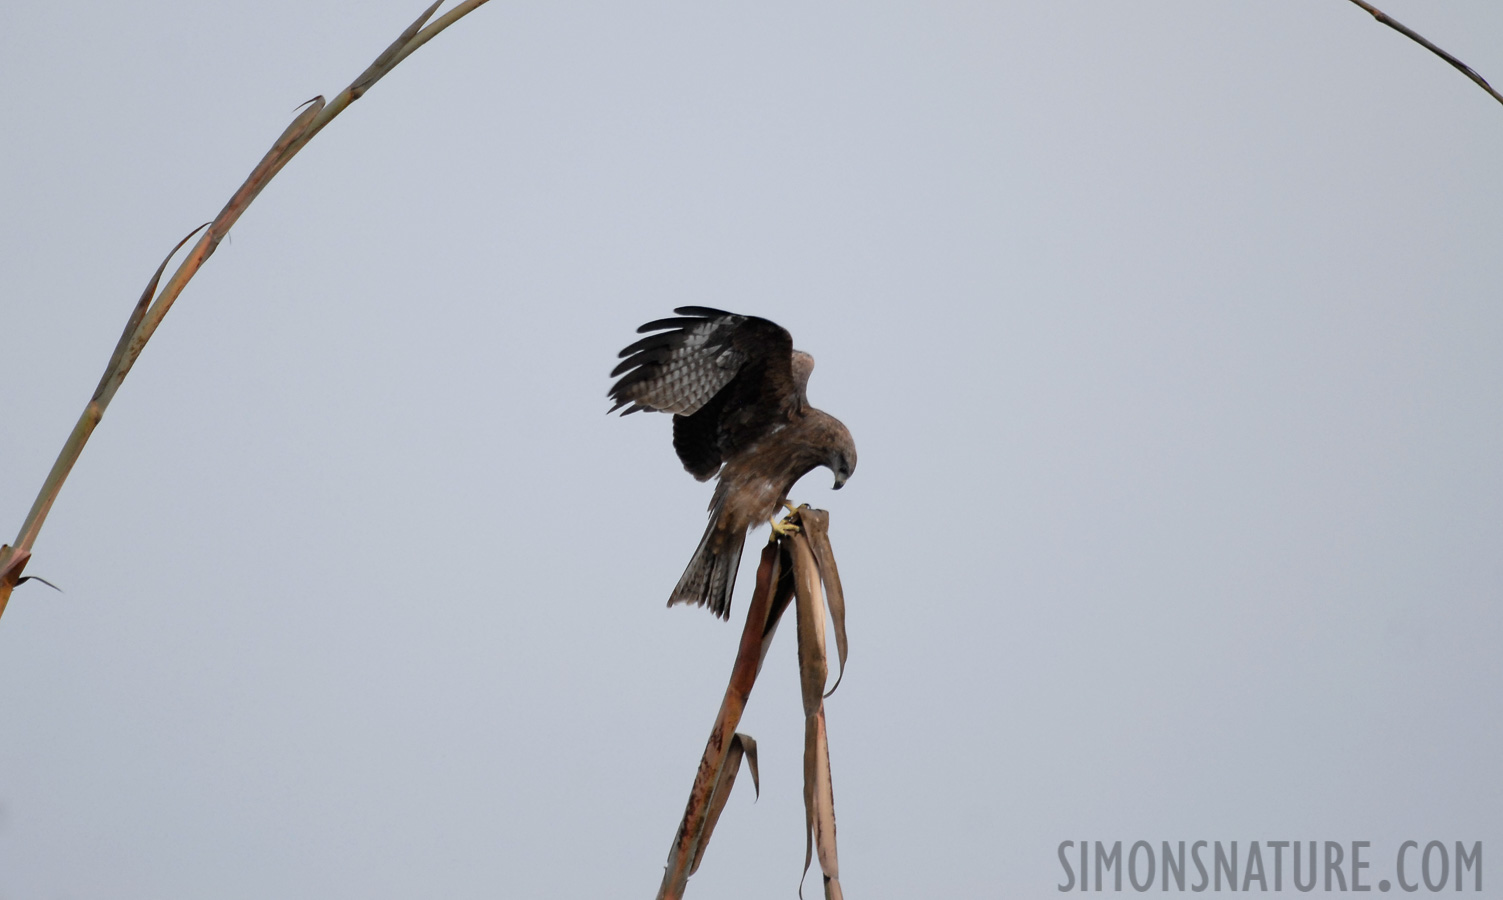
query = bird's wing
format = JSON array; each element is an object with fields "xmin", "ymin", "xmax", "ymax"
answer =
[{"xmin": 609, "ymin": 307, "xmax": 797, "ymax": 479}]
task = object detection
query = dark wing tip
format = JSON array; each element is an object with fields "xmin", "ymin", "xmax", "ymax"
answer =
[
  {"xmin": 610, "ymin": 348, "xmax": 670, "ymax": 377},
  {"xmin": 636, "ymin": 316, "xmax": 703, "ymax": 334},
  {"xmin": 616, "ymin": 332, "xmax": 677, "ymax": 359},
  {"xmin": 673, "ymin": 305, "xmax": 735, "ymax": 318}
]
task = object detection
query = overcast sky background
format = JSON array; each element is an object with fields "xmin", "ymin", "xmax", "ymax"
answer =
[{"xmin": 1, "ymin": 1, "xmax": 1500, "ymax": 897}]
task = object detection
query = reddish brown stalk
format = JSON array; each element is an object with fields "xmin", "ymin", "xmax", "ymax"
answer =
[
  {"xmin": 657, "ymin": 540, "xmax": 793, "ymax": 900},
  {"xmin": 658, "ymin": 508, "xmax": 849, "ymax": 899},
  {"xmin": 690, "ymin": 732, "xmax": 758, "ymax": 877}
]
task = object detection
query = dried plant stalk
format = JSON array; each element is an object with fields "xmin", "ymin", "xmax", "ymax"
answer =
[
  {"xmin": 0, "ymin": 0, "xmax": 493, "ymax": 622},
  {"xmin": 810, "ymin": 709, "xmax": 842, "ymax": 900},
  {"xmin": 690, "ymin": 732, "xmax": 758, "ymax": 876},
  {"xmin": 799, "ymin": 508, "xmax": 848, "ymax": 696},
  {"xmin": 659, "ymin": 507, "xmax": 848, "ymax": 899},
  {"xmin": 657, "ymin": 540, "xmax": 793, "ymax": 900},
  {"xmin": 789, "ymin": 527, "xmax": 842, "ymax": 899},
  {"xmin": 1344, "ymin": 0, "xmax": 1503, "ymax": 107}
]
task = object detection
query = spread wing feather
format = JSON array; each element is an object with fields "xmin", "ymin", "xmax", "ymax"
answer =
[{"xmin": 609, "ymin": 307, "xmax": 797, "ymax": 478}]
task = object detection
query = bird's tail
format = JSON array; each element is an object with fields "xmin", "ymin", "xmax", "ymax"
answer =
[{"xmin": 670, "ymin": 501, "xmax": 746, "ymax": 620}]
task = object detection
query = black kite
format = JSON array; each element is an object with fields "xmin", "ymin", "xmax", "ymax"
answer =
[{"xmin": 609, "ymin": 308, "xmax": 857, "ymax": 619}]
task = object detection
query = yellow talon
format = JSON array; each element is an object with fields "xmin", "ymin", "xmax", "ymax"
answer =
[{"xmin": 770, "ymin": 511, "xmax": 801, "ymax": 538}]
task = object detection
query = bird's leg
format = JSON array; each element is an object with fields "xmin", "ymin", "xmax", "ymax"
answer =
[{"xmin": 769, "ymin": 500, "xmax": 802, "ymax": 538}]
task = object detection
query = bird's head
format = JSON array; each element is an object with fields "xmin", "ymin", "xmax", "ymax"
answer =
[
  {"xmin": 831, "ymin": 453, "xmax": 855, "ymax": 490},
  {"xmin": 827, "ymin": 424, "xmax": 857, "ymax": 490}
]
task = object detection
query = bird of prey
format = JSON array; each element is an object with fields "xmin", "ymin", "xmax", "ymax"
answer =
[{"xmin": 609, "ymin": 308, "xmax": 857, "ymax": 619}]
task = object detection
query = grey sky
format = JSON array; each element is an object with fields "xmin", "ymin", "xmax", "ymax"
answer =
[{"xmin": 2, "ymin": 1, "xmax": 1500, "ymax": 897}]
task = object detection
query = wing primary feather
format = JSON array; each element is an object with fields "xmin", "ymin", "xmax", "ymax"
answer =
[
  {"xmin": 610, "ymin": 349, "xmax": 672, "ymax": 378},
  {"xmin": 608, "ymin": 306, "xmax": 787, "ymax": 424},
  {"xmin": 617, "ymin": 332, "xmax": 684, "ymax": 358},
  {"xmin": 636, "ymin": 316, "xmax": 704, "ymax": 334}
]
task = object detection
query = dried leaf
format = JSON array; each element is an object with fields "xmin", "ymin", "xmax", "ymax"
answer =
[
  {"xmin": 799, "ymin": 709, "xmax": 841, "ymax": 897},
  {"xmin": 790, "ymin": 531, "xmax": 827, "ymax": 718},
  {"xmin": 690, "ymin": 732, "xmax": 759, "ymax": 876},
  {"xmin": 741, "ymin": 734, "xmax": 760, "ymax": 798},
  {"xmin": 349, "ymin": 0, "xmax": 445, "ymax": 98},
  {"xmin": 756, "ymin": 543, "xmax": 796, "ymax": 672},
  {"xmin": 204, "ymin": 98, "xmax": 325, "ymax": 247},
  {"xmin": 0, "ymin": 546, "xmax": 31, "ymax": 609},
  {"xmin": 802, "ymin": 710, "xmax": 817, "ymax": 894},
  {"xmin": 791, "ymin": 528, "xmax": 836, "ymax": 898},
  {"xmin": 810, "ymin": 709, "xmax": 839, "ymax": 879},
  {"xmin": 800, "ymin": 509, "xmax": 848, "ymax": 698},
  {"xmin": 824, "ymin": 874, "xmax": 844, "ymax": 900},
  {"xmin": 91, "ymin": 223, "xmax": 210, "ymax": 405},
  {"xmin": 15, "ymin": 576, "xmax": 61, "ymax": 592},
  {"xmin": 789, "ymin": 512, "xmax": 845, "ymax": 899}
]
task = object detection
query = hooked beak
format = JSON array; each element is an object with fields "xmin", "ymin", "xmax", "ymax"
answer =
[{"xmin": 833, "ymin": 474, "xmax": 847, "ymax": 490}]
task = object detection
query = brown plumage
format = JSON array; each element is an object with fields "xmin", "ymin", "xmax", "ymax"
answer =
[{"xmin": 609, "ymin": 308, "xmax": 857, "ymax": 619}]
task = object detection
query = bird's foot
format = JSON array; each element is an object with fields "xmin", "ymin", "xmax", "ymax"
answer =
[
  {"xmin": 769, "ymin": 511, "xmax": 801, "ymax": 538},
  {"xmin": 780, "ymin": 499, "xmax": 802, "ymax": 516}
]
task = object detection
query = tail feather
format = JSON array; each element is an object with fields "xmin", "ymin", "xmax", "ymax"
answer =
[{"xmin": 670, "ymin": 513, "xmax": 746, "ymax": 620}]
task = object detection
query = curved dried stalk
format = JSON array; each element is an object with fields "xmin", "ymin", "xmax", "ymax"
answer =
[
  {"xmin": 800, "ymin": 509, "xmax": 848, "ymax": 697},
  {"xmin": 1344, "ymin": 0, "xmax": 1503, "ymax": 107},
  {"xmin": 658, "ymin": 541, "xmax": 791, "ymax": 900},
  {"xmin": 789, "ymin": 527, "xmax": 842, "ymax": 900},
  {"xmin": 690, "ymin": 732, "xmax": 759, "ymax": 877},
  {"xmin": 0, "ymin": 0, "xmax": 493, "ymax": 621}
]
